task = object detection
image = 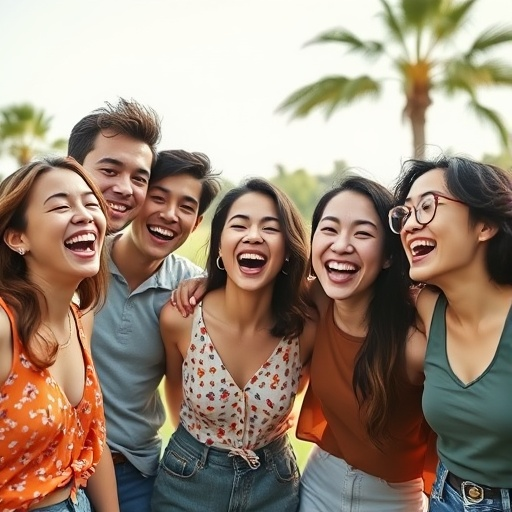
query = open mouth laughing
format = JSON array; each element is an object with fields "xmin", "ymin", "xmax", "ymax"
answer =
[
  {"xmin": 148, "ymin": 225, "xmax": 175, "ymax": 241},
  {"xmin": 237, "ymin": 252, "xmax": 267, "ymax": 269},
  {"xmin": 64, "ymin": 232, "xmax": 97, "ymax": 253}
]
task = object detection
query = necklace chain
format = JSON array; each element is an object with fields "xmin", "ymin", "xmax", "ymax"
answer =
[{"xmin": 44, "ymin": 310, "xmax": 72, "ymax": 349}]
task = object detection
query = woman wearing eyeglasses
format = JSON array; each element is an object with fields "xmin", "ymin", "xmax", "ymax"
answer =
[{"xmin": 391, "ymin": 156, "xmax": 512, "ymax": 512}]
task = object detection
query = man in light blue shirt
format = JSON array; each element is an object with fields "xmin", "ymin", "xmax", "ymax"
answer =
[{"xmin": 91, "ymin": 150, "xmax": 220, "ymax": 512}]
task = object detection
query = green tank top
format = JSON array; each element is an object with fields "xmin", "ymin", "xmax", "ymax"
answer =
[{"xmin": 422, "ymin": 294, "xmax": 512, "ymax": 488}]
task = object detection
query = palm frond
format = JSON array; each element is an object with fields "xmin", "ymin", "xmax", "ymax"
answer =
[
  {"xmin": 378, "ymin": 0, "xmax": 408, "ymax": 51},
  {"xmin": 276, "ymin": 76, "xmax": 381, "ymax": 120},
  {"xmin": 465, "ymin": 25, "xmax": 512, "ymax": 58},
  {"xmin": 467, "ymin": 100, "xmax": 510, "ymax": 149},
  {"xmin": 441, "ymin": 58, "xmax": 512, "ymax": 93},
  {"xmin": 306, "ymin": 29, "xmax": 384, "ymax": 58},
  {"xmin": 430, "ymin": 0, "xmax": 477, "ymax": 39}
]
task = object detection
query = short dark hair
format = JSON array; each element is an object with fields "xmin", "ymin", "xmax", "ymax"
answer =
[
  {"xmin": 151, "ymin": 150, "xmax": 221, "ymax": 216},
  {"xmin": 205, "ymin": 178, "xmax": 310, "ymax": 339},
  {"xmin": 68, "ymin": 97, "xmax": 161, "ymax": 166},
  {"xmin": 393, "ymin": 155, "xmax": 512, "ymax": 285}
]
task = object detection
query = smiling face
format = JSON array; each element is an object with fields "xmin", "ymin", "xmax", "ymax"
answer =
[
  {"xmin": 312, "ymin": 190, "xmax": 388, "ymax": 304},
  {"xmin": 82, "ymin": 129, "xmax": 153, "ymax": 232},
  {"xmin": 400, "ymin": 168, "xmax": 484, "ymax": 285},
  {"xmin": 219, "ymin": 191, "xmax": 287, "ymax": 292},
  {"xmin": 128, "ymin": 173, "xmax": 203, "ymax": 261},
  {"xmin": 8, "ymin": 167, "xmax": 107, "ymax": 285}
]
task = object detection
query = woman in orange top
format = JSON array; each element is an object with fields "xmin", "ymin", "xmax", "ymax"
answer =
[
  {"xmin": 297, "ymin": 177, "xmax": 431, "ymax": 511},
  {"xmin": 0, "ymin": 157, "xmax": 119, "ymax": 512}
]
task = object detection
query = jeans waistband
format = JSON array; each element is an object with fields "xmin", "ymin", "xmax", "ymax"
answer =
[{"xmin": 171, "ymin": 423, "xmax": 291, "ymax": 469}]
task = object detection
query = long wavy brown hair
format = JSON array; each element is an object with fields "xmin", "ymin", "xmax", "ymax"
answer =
[{"xmin": 0, "ymin": 156, "xmax": 109, "ymax": 368}]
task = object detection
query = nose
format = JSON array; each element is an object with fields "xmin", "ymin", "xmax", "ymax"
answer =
[
  {"xmin": 73, "ymin": 204, "xmax": 95, "ymax": 224},
  {"xmin": 243, "ymin": 225, "xmax": 263, "ymax": 243},
  {"xmin": 159, "ymin": 204, "xmax": 179, "ymax": 223},
  {"xmin": 330, "ymin": 234, "xmax": 354, "ymax": 254},
  {"xmin": 402, "ymin": 208, "xmax": 422, "ymax": 232},
  {"xmin": 111, "ymin": 174, "xmax": 133, "ymax": 197}
]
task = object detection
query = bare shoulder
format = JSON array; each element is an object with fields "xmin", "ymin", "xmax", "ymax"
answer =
[
  {"xmin": 404, "ymin": 326, "xmax": 427, "ymax": 386},
  {"xmin": 0, "ymin": 305, "xmax": 14, "ymax": 383},
  {"xmin": 160, "ymin": 300, "xmax": 195, "ymax": 351},
  {"xmin": 415, "ymin": 286, "xmax": 440, "ymax": 336}
]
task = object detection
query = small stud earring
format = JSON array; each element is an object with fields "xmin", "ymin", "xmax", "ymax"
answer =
[{"xmin": 18, "ymin": 248, "xmax": 25, "ymax": 256}]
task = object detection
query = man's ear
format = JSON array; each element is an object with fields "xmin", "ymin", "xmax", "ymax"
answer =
[
  {"xmin": 192, "ymin": 215, "xmax": 203, "ymax": 233},
  {"xmin": 4, "ymin": 228, "xmax": 28, "ymax": 254},
  {"xmin": 477, "ymin": 221, "xmax": 498, "ymax": 243}
]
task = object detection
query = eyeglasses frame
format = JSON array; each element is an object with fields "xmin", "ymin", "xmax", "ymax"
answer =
[{"xmin": 388, "ymin": 192, "xmax": 466, "ymax": 234}]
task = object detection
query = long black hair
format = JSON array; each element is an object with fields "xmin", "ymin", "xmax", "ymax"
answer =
[
  {"xmin": 311, "ymin": 176, "xmax": 416, "ymax": 441},
  {"xmin": 205, "ymin": 178, "xmax": 310, "ymax": 339}
]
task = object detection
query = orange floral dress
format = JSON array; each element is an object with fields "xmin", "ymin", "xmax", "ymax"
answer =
[{"xmin": 0, "ymin": 298, "xmax": 106, "ymax": 511}]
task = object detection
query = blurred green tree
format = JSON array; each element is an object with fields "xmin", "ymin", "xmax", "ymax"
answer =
[
  {"xmin": 277, "ymin": 0, "xmax": 512, "ymax": 159},
  {"xmin": 0, "ymin": 103, "xmax": 67, "ymax": 166}
]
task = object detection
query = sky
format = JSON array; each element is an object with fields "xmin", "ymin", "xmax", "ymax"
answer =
[{"xmin": 1, "ymin": 0, "xmax": 511, "ymax": 188}]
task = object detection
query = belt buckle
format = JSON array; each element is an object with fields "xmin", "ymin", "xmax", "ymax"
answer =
[{"xmin": 461, "ymin": 480, "xmax": 484, "ymax": 504}]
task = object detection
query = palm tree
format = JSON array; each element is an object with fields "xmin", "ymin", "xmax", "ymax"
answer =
[
  {"xmin": 277, "ymin": 0, "xmax": 512, "ymax": 158},
  {"xmin": 0, "ymin": 103, "xmax": 67, "ymax": 166}
]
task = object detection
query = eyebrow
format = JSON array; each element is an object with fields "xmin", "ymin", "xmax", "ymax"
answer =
[
  {"xmin": 320, "ymin": 215, "xmax": 378, "ymax": 229},
  {"xmin": 149, "ymin": 184, "xmax": 199, "ymax": 206},
  {"xmin": 404, "ymin": 190, "xmax": 442, "ymax": 203},
  {"xmin": 96, "ymin": 157, "xmax": 151, "ymax": 179},
  {"xmin": 43, "ymin": 191, "xmax": 97, "ymax": 205},
  {"xmin": 227, "ymin": 214, "xmax": 280, "ymax": 223}
]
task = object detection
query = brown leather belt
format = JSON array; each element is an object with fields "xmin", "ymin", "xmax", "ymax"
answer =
[
  {"xmin": 111, "ymin": 451, "xmax": 129, "ymax": 465},
  {"xmin": 447, "ymin": 472, "xmax": 509, "ymax": 503}
]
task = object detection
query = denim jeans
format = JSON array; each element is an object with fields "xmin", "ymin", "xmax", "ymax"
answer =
[
  {"xmin": 429, "ymin": 461, "xmax": 511, "ymax": 511},
  {"xmin": 151, "ymin": 424, "xmax": 300, "ymax": 512},
  {"xmin": 115, "ymin": 460, "xmax": 156, "ymax": 512},
  {"xmin": 31, "ymin": 489, "xmax": 91, "ymax": 512},
  {"xmin": 299, "ymin": 445, "xmax": 428, "ymax": 512}
]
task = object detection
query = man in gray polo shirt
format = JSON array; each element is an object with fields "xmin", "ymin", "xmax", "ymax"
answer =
[{"xmin": 90, "ymin": 150, "xmax": 220, "ymax": 512}]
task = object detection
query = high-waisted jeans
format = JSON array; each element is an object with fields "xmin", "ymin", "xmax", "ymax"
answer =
[
  {"xmin": 299, "ymin": 445, "xmax": 428, "ymax": 512},
  {"xmin": 151, "ymin": 424, "xmax": 300, "ymax": 512},
  {"xmin": 30, "ymin": 489, "xmax": 91, "ymax": 512},
  {"xmin": 429, "ymin": 460, "xmax": 511, "ymax": 512}
]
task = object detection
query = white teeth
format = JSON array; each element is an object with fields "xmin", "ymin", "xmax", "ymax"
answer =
[
  {"xmin": 65, "ymin": 233, "xmax": 96, "ymax": 245},
  {"xmin": 410, "ymin": 239, "xmax": 435, "ymax": 251},
  {"xmin": 108, "ymin": 202, "xmax": 127, "ymax": 212},
  {"xmin": 327, "ymin": 261, "xmax": 357, "ymax": 271},
  {"xmin": 149, "ymin": 226, "xmax": 174, "ymax": 238},
  {"xmin": 238, "ymin": 253, "xmax": 265, "ymax": 260}
]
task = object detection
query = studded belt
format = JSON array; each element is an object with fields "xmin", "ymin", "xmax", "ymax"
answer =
[{"xmin": 447, "ymin": 472, "xmax": 509, "ymax": 503}]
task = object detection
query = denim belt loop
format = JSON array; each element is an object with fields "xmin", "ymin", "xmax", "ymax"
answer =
[{"xmin": 199, "ymin": 442, "xmax": 210, "ymax": 469}]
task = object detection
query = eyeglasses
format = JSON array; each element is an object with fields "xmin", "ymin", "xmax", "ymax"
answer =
[{"xmin": 388, "ymin": 192, "xmax": 466, "ymax": 234}]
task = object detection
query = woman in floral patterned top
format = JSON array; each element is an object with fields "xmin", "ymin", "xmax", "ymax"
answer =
[
  {"xmin": 154, "ymin": 178, "xmax": 316, "ymax": 511},
  {"xmin": 0, "ymin": 157, "xmax": 119, "ymax": 512}
]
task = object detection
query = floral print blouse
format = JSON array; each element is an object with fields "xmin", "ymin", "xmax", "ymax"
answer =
[
  {"xmin": 180, "ymin": 303, "xmax": 302, "ymax": 467},
  {"xmin": 0, "ymin": 298, "xmax": 106, "ymax": 511}
]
